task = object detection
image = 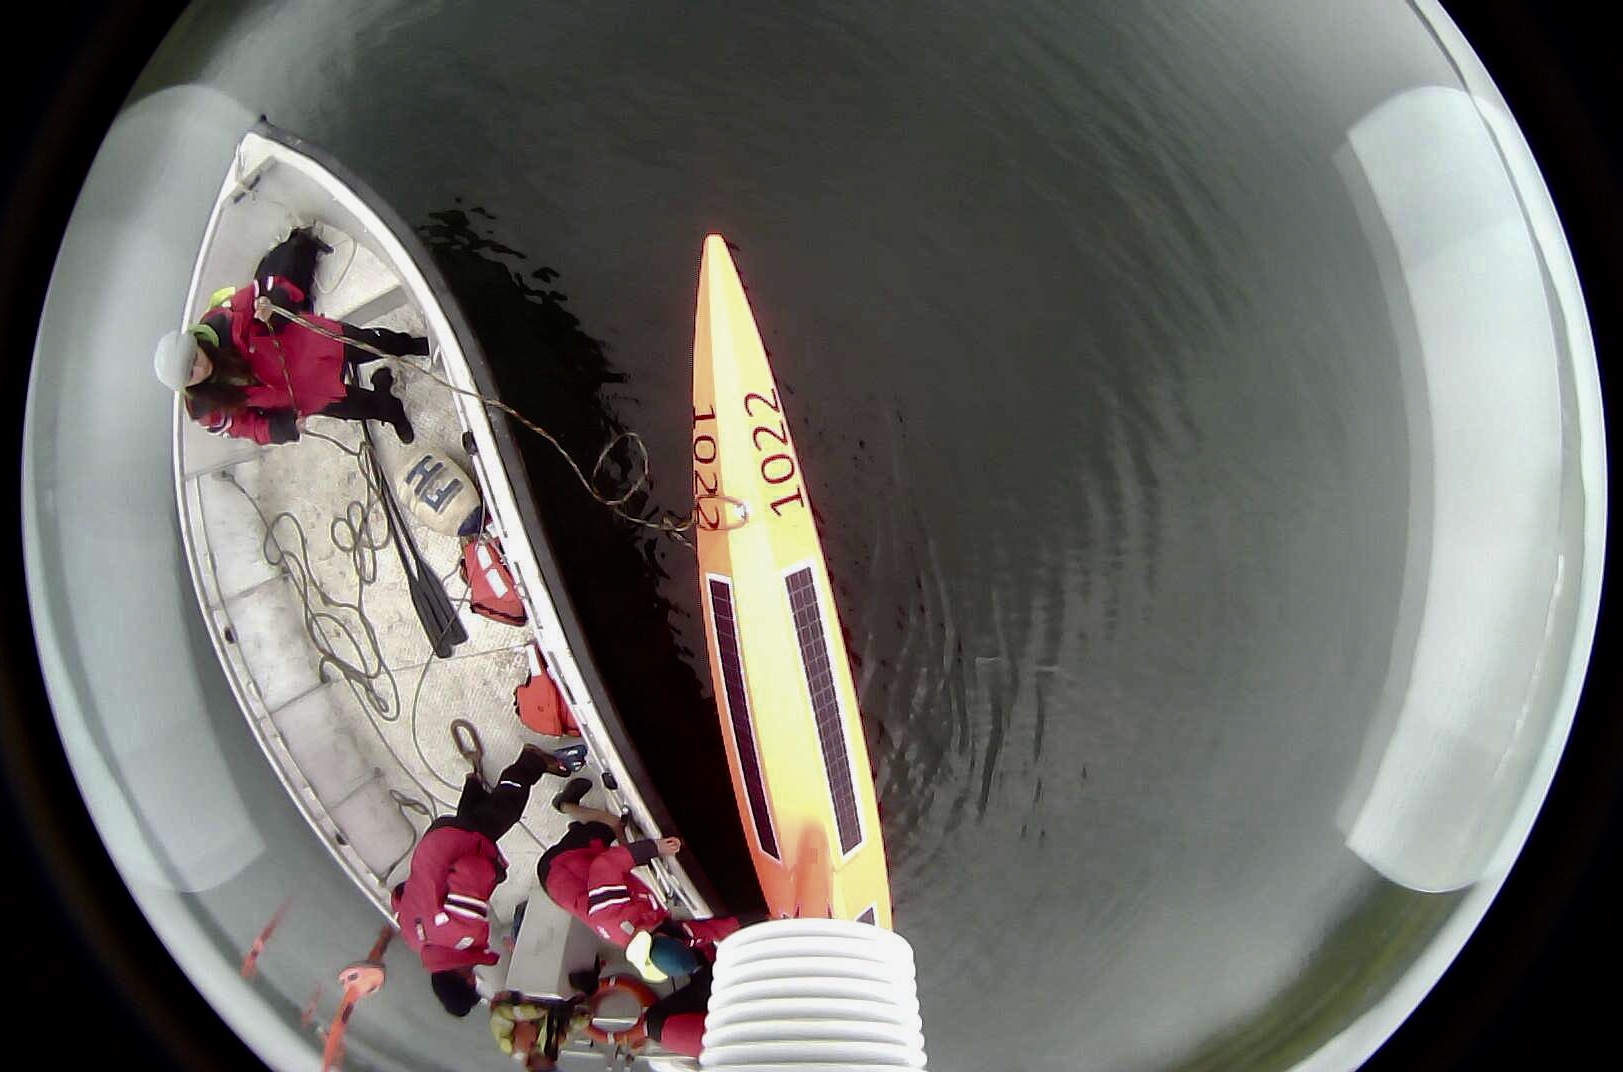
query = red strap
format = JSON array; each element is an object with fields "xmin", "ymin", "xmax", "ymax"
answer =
[{"xmin": 655, "ymin": 1012, "xmax": 706, "ymax": 1057}]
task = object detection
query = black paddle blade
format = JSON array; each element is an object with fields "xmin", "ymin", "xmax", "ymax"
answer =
[
  {"xmin": 388, "ymin": 490, "xmax": 467, "ymax": 658},
  {"xmin": 365, "ymin": 426, "xmax": 467, "ymax": 658},
  {"xmin": 403, "ymin": 551, "xmax": 466, "ymax": 658}
]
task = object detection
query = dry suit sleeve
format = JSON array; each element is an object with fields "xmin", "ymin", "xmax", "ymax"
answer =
[
  {"xmin": 263, "ymin": 409, "xmax": 300, "ymax": 444},
  {"xmin": 194, "ymin": 404, "xmax": 288, "ymax": 446},
  {"xmin": 254, "ymin": 275, "xmax": 307, "ymax": 330}
]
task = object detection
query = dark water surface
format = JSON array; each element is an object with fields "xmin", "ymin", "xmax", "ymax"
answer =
[{"xmin": 134, "ymin": 3, "xmax": 1522, "ymax": 1068}]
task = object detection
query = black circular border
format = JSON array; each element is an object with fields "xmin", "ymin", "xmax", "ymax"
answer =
[
  {"xmin": 2, "ymin": 3, "xmax": 1617, "ymax": 1070},
  {"xmin": 1, "ymin": 4, "xmax": 267, "ymax": 1069},
  {"xmin": 1366, "ymin": 4, "xmax": 1622, "ymax": 1065}
]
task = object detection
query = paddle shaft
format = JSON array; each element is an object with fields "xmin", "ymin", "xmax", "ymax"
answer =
[{"xmin": 363, "ymin": 424, "xmax": 467, "ymax": 657}]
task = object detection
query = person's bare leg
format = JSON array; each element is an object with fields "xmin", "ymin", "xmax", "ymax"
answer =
[{"xmin": 561, "ymin": 802, "xmax": 625, "ymax": 842}]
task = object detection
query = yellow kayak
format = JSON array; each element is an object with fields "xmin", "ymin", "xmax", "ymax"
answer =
[{"xmin": 691, "ymin": 235, "xmax": 893, "ymax": 929}]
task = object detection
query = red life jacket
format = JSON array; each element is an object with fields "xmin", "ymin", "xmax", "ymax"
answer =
[
  {"xmin": 656, "ymin": 1013, "xmax": 707, "ymax": 1058},
  {"xmin": 461, "ymin": 535, "xmax": 526, "ymax": 625},
  {"xmin": 224, "ymin": 281, "xmax": 350, "ymax": 414},
  {"xmin": 514, "ymin": 644, "xmax": 579, "ymax": 737},
  {"xmin": 391, "ymin": 825, "xmax": 505, "ymax": 972},
  {"xmin": 542, "ymin": 841, "xmax": 665, "ymax": 947}
]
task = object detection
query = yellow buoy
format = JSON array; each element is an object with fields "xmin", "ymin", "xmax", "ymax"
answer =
[{"xmin": 691, "ymin": 234, "xmax": 892, "ymax": 929}]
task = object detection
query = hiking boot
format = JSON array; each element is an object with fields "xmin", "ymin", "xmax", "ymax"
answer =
[
  {"xmin": 392, "ymin": 402, "xmax": 415, "ymax": 444},
  {"xmin": 387, "ymin": 401, "xmax": 415, "ymax": 444},
  {"xmin": 552, "ymin": 777, "xmax": 592, "ymax": 813},
  {"xmin": 367, "ymin": 367, "xmax": 415, "ymax": 442},
  {"xmin": 520, "ymin": 743, "xmax": 574, "ymax": 779}
]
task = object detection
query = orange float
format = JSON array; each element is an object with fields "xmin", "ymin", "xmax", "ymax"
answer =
[
  {"xmin": 584, "ymin": 974, "xmax": 659, "ymax": 1048},
  {"xmin": 691, "ymin": 234, "xmax": 892, "ymax": 929}
]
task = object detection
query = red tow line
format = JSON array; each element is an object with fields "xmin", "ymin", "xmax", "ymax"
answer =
[{"xmin": 240, "ymin": 897, "xmax": 292, "ymax": 980}]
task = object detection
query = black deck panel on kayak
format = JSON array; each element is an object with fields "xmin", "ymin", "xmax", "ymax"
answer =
[
  {"xmin": 785, "ymin": 566, "xmax": 864, "ymax": 857},
  {"xmin": 708, "ymin": 575, "xmax": 780, "ymax": 861}
]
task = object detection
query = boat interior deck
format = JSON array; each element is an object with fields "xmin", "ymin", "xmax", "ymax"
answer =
[{"xmin": 172, "ymin": 134, "xmax": 707, "ymax": 1037}]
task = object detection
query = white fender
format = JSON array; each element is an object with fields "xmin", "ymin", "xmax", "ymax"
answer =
[{"xmin": 394, "ymin": 447, "xmax": 483, "ymax": 537}]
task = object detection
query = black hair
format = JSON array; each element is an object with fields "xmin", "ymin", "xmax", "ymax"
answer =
[
  {"xmin": 430, "ymin": 970, "xmax": 481, "ymax": 1018},
  {"xmin": 183, "ymin": 311, "xmax": 262, "ymax": 421}
]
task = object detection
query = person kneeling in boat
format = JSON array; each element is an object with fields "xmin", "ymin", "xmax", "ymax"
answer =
[
  {"xmin": 152, "ymin": 227, "xmax": 426, "ymax": 445},
  {"xmin": 392, "ymin": 735, "xmax": 580, "ymax": 1019},
  {"xmin": 536, "ymin": 779, "xmax": 744, "ymax": 971}
]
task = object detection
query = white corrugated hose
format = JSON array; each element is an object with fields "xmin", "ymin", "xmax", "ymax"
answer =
[{"xmin": 699, "ymin": 918, "xmax": 929, "ymax": 1070}]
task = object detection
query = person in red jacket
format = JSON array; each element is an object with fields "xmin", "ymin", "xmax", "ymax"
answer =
[
  {"xmin": 392, "ymin": 739, "xmax": 578, "ymax": 1018},
  {"xmin": 537, "ymin": 779, "xmax": 742, "ymax": 971},
  {"xmin": 152, "ymin": 226, "xmax": 425, "ymax": 445}
]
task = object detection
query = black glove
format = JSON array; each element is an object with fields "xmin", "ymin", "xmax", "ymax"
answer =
[{"xmin": 265, "ymin": 409, "xmax": 300, "ymax": 444}]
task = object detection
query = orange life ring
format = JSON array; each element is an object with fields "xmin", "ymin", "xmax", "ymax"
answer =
[{"xmin": 584, "ymin": 974, "xmax": 659, "ymax": 1048}]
